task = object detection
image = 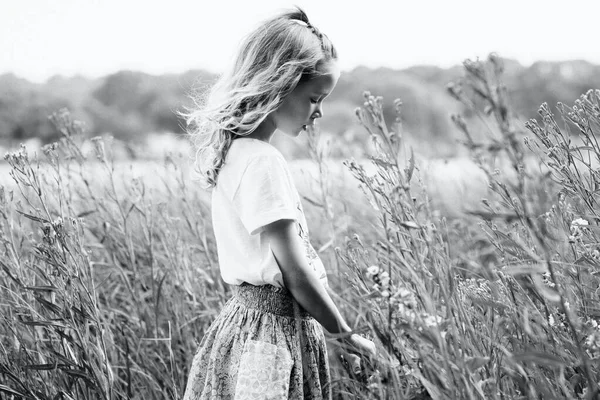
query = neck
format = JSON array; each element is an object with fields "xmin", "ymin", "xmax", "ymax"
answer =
[{"xmin": 244, "ymin": 117, "xmax": 276, "ymax": 143}]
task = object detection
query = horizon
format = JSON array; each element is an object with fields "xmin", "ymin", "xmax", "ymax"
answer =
[
  {"xmin": 3, "ymin": 56, "xmax": 598, "ymax": 85},
  {"xmin": 3, "ymin": 0, "xmax": 600, "ymax": 84}
]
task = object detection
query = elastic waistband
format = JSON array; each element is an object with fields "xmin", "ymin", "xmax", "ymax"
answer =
[{"xmin": 232, "ymin": 283, "xmax": 312, "ymax": 319}]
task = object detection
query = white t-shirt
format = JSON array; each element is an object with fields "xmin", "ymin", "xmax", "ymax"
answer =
[{"xmin": 211, "ymin": 137, "xmax": 328, "ymax": 288}]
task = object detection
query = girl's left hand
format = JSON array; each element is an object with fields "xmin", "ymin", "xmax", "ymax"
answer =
[{"xmin": 336, "ymin": 334, "xmax": 376, "ymax": 374}]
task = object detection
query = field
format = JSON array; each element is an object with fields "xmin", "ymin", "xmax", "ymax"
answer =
[{"xmin": 1, "ymin": 56, "xmax": 600, "ymax": 399}]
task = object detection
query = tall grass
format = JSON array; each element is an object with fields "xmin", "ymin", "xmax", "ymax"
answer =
[
  {"xmin": 1, "ymin": 54, "xmax": 599, "ymax": 399},
  {"xmin": 0, "ymin": 111, "xmax": 226, "ymax": 398},
  {"xmin": 331, "ymin": 54, "xmax": 600, "ymax": 399}
]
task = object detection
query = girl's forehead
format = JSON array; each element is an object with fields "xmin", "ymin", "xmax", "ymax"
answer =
[
  {"xmin": 311, "ymin": 74, "xmax": 338, "ymax": 93},
  {"xmin": 306, "ymin": 64, "xmax": 340, "ymax": 93}
]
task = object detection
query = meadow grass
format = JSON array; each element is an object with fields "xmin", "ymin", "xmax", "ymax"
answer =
[
  {"xmin": 1, "ymin": 54, "xmax": 600, "ymax": 399},
  {"xmin": 330, "ymin": 55, "xmax": 600, "ymax": 399}
]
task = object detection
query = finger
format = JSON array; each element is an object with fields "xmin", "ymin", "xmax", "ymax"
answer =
[
  {"xmin": 348, "ymin": 354, "xmax": 361, "ymax": 374},
  {"xmin": 360, "ymin": 340, "xmax": 376, "ymax": 358},
  {"xmin": 341, "ymin": 351, "xmax": 361, "ymax": 374},
  {"xmin": 368, "ymin": 343, "xmax": 377, "ymax": 358}
]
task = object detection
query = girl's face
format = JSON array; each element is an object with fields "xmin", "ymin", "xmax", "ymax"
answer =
[{"xmin": 271, "ymin": 61, "xmax": 340, "ymax": 137}]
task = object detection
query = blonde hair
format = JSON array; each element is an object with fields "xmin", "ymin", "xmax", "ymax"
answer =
[{"xmin": 180, "ymin": 7, "xmax": 337, "ymax": 188}]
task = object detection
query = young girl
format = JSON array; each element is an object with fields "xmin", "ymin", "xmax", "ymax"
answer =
[{"xmin": 182, "ymin": 7, "xmax": 376, "ymax": 399}]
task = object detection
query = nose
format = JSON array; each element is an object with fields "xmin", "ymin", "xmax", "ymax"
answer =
[{"xmin": 313, "ymin": 104, "xmax": 323, "ymax": 119}]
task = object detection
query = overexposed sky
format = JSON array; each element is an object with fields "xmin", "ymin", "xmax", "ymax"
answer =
[{"xmin": 2, "ymin": 0, "xmax": 600, "ymax": 83}]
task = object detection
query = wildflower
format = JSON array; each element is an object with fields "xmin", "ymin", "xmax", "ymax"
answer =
[
  {"xmin": 366, "ymin": 265, "xmax": 380, "ymax": 278},
  {"xmin": 585, "ymin": 331, "xmax": 600, "ymax": 359},
  {"xmin": 571, "ymin": 218, "xmax": 589, "ymax": 227},
  {"xmin": 52, "ymin": 217, "xmax": 64, "ymax": 229},
  {"xmin": 570, "ymin": 218, "xmax": 589, "ymax": 243},
  {"xmin": 378, "ymin": 271, "xmax": 390, "ymax": 290},
  {"xmin": 4, "ymin": 144, "xmax": 29, "ymax": 169},
  {"xmin": 91, "ymin": 136, "xmax": 106, "ymax": 160},
  {"xmin": 396, "ymin": 287, "xmax": 417, "ymax": 309},
  {"xmin": 458, "ymin": 278, "xmax": 494, "ymax": 302},
  {"xmin": 548, "ymin": 314, "xmax": 555, "ymax": 327},
  {"xmin": 41, "ymin": 142, "xmax": 57, "ymax": 155},
  {"xmin": 401, "ymin": 365, "xmax": 413, "ymax": 376},
  {"xmin": 422, "ymin": 314, "xmax": 442, "ymax": 328},
  {"xmin": 542, "ymin": 272, "xmax": 556, "ymax": 288},
  {"xmin": 397, "ymin": 304, "xmax": 417, "ymax": 324},
  {"xmin": 366, "ymin": 370, "xmax": 383, "ymax": 391},
  {"xmin": 543, "ymin": 211, "xmax": 552, "ymax": 222},
  {"xmin": 41, "ymin": 223, "xmax": 56, "ymax": 245}
]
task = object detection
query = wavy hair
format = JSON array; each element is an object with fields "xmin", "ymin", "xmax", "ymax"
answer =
[{"xmin": 179, "ymin": 6, "xmax": 337, "ymax": 188}]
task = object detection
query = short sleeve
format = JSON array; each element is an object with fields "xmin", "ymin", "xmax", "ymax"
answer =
[{"xmin": 232, "ymin": 154, "xmax": 298, "ymax": 235}]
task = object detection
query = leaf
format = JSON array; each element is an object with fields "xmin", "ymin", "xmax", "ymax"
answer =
[
  {"xmin": 63, "ymin": 368, "xmax": 95, "ymax": 383},
  {"xmin": 56, "ymin": 391, "xmax": 77, "ymax": 400},
  {"xmin": 155, "ymin": 272, "xmax": 169, "ymax": 312},
  {"xmin": 0, "ymin": 385, "xmax": 26, "ymax": 397},
  {"xmin": 317, "ymin": 238, "xmax": 334, "ymax": 253},
  {"xmin": 34, "ymin": 296, "xmax": 62, "ymax": 314},
  {"xmin": 522, "ymin": 308, "xmax": 533, "ymax": 337},
  {"xmin": 411, "ymin": 368, "xmax": 444, "ymax": 400},
  {"xmin": 76, "ymin": 209, "xmax": 96, "ymax": 218},
  {"xmin": 19, "ymin": 319, "xmax": 68, "ymax": 329},
  {"xmin": 400, "ymin": 221, "xmax": 420, "ymax": 230},
  {"xmin": 470, "ymin": 298, "xmax": 509, "ymax": 311},
  {"xmin": 571, "ymin": 146, "xmax": 595, "ymax": 152},
  {"xmin": 503, "ymin": 263, "xmax": 547, "ymax": 276},
  {"xmin": 15, "ymin": 210, "xmax": 49, "ymax": 224},
  {"xmin": 532, "ymin": 274, "xmax": 561, "ymax": 303},
  {"xmin": 24, "ymin": 363, "xmax": 57, "ymax": 370},
  {"xmin": 0, "ymin": 260, "xmax": 22, "ymax": 286},
  {"xmin": 465, "ymin": 356, "xmax": 490, "ymax": 373},
  {"xmin": 24, "ymin": 285, "xmax": 59, "ymax": 292},
  {"xmin": 50, "ymin": 349, "xmax": 78, "ymax": 367},
  {"xmin": 466, "ymin": 210, "xmax": 520, "ymax": 222},
  {"xmin": 301, "ymin": 195, "xmax": 323, "ymax": 208},
  {"xmin": 405, "ymin": 147, "xmax": 415, "ymax": 182},
  {"xmin": 511, "ymin": 351, "xmax": 567, "ymax": 367},
  {"xmin": 370, "ymin": 156, "xmax": 396, "ymax": 169}
]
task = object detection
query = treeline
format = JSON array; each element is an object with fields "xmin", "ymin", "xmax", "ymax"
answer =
[
  {"xmin": 2, "ymin": 57, "xmax": 600, "ymax": 158},
  {"xmin": 0, "ymin": 70, "xmax": 208, "ymax": 143}
]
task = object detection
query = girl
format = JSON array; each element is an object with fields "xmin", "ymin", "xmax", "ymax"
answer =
[{"xmin": 182, "ymin": 7, "xmax": 376, "ymax": 399}]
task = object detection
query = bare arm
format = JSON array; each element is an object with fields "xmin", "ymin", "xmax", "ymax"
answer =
[{"xmin": 262, "ymin": 219, "xmax": 352, "ymax": 335}]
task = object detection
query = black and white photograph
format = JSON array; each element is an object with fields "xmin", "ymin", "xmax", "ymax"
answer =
[{"xmin": 2, "ymin": 1, "xmax": 600, "ymax": 398}]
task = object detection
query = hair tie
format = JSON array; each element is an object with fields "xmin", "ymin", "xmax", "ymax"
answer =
[
  {"xmin": 293, "ymin": 19, "xmax": 317, "ymax": 36},
  {"xmin": 304, "ymin": 21, "xmax": 324, "ymax": 47},
  {"xmin": 292, "ymin": 18, "xmax": 325, "ymax": 50}
]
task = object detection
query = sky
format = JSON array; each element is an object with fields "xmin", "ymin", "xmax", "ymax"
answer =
[{"xmin": 2, "ymin": 0, "xmax": 600, "ymax": 83}]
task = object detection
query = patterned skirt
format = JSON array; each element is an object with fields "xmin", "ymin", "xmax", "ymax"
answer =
[{"xmin": 183, "ymin": 283, "xmax": 331, "ymax": 399}]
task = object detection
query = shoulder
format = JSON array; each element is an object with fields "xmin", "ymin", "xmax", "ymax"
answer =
[
  {"xmin": 217, "ymin": 138, "xmax": 292, "ymax": 195},
  {"xmin": 232, "ymin": 138, "xmax": 284, "ymax": 156},
  {"xmin": 230, "ymin": 138, "xmax": 289, "ymax": 171}
]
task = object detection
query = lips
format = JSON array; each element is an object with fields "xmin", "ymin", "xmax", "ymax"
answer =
[{"xmin": 303, "ymin": 120, "xmax": 316, "ymax": 130}]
